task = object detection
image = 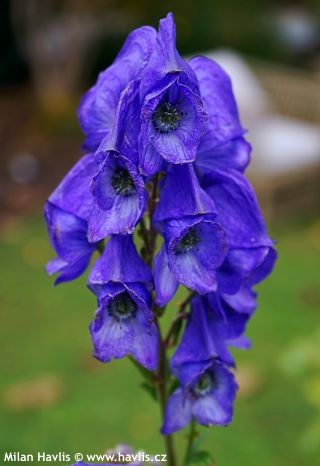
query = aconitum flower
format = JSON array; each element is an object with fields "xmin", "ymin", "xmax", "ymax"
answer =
[
  {"xmin": 157, "ymin": 217, "xmax": 227, "ymax": 298},
  {"xmin": 88, "ymin": 151, "xmax": 147, "ymax": 242},
  {"xmin": 45, "ymin": 154, "xmax": 98, "ymax": 284},
  {"xmin": 171, "ymin": 292, "xmax": 253, "ymax": 386},
  {"xmin": 153, "ymin": 165, "xmax": 228, "ymax": 305},
  {"xmin": 139, "ymin": 13, "xmax": 207, "ymax": 175},
  {"xmin": 88, "ymin": 235, "xmax": 157, "ymax": 370},
  {"xmin": 90, "ymin": 283, "xmax": 158, "ymax": 370},
  {"xmin": 162, "ymin": 361, "xmax": 237, "ymax": 434},
  {"xmin": 87, "ymin": 81, "xmax": 147, "ymax": 241},
  {"xmin": 45, "ymin": 203, "xmax": 96, "ymax": 284}
]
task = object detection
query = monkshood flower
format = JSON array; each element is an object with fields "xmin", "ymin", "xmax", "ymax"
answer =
[
  {"xmin": 88, "ymin": 82, "xmax": 147, "ymax": 242},
  {"xmin": 153, "ymin": 165, "xmax": 228, "ymax": 305},
  {"xmin": 162, "ymin": 360, "xmax": 238, "ymax": 434},
  {"xmin": 90, "ymin": 282, "xmax": 158, "ymax": 370},
  {"xmin": 45, "ymin": 154, "xmax": 98, "ymax": 284},
  {"xmin": 88, "ymin": 151, "xmax": 147, "ymax": 242},
  {"xmin": 190, "ymin": 56, "xmax": 251, "ymax": 177},
  {"xmin": 78, "ymin": 26, "xmax": 157, "ymax": 151},
  {"xmin": 202, "ymin": 169, "xmax": 276, "ymax": 294},
  {"xmin": 88, "ymin": 235, "xmax": 157, "ymax": 370},
  {"xmin": 171, "ymin": 292, "xmax": 253, "ymax": 387},
  {"xmin": 45, "ymin": 203, "xmax": 96, "ymax": 284},
  {"xmin": 139, "ymin": 13, "xmax": 208, "ymax": 175}
]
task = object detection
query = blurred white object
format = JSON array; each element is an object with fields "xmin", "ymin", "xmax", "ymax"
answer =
[
  {"xmin": 250, "ymin": 116, "xmax": 320, "ymax": 174},
  {"xmin": 204, "ymin": 49, "xmax": 320, "ymax": 174},
  {"xmin": 205, "ymin": 50, "xmax": 273, "ymax": 124}
]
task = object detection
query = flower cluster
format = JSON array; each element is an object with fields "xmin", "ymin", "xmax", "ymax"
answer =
[{"xmin": 45, "ymin": 13, "xmax": 276, "ymax": 438}]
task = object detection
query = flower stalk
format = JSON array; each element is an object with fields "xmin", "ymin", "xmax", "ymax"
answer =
[{"xmin": 44, "ymin": 11, "xmax": 276, "ymax": 466}]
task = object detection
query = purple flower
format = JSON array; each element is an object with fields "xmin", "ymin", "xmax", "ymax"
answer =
[
  {"xmin": 171, "ymin": 295, "xmax": 235, "ymax": 386},
  {"xmin": 189, "ymin": 56, "xmax": 251, "ymax": 177},
  {"xmin": 45, "ymin": 203, "xmax": 96, "ymax": 284},
  {"xmin": 88, "ymin": 235, "xmax": 153, "ymax": 299},
  {"xmin": 88, "ymin": 151, "xmax": 147, "ymax": 242},
  {"xmin": 154, "ymin": 217, "xmax": 228, "ymax": 306},
  {"xmin": 162, "ymin": 360, "xmax": 238, "ymax": 434},
  {"xmin": 202, "ymin": 169, "xmax": 276, "ymax": 293},
  {"xmin": 45, "ymin": 154, "xmax": 98, "ymax": 284},
  {"xmin": 83, "ymin": 81, "xmax": 147, "ymax": 242},
  {"xmin": 153, "ymin": 165, "xmax": 227, "ymax": 305},
  {"xmin": 90, "ymin": 283, "xmax": 158, "ymax": 370},
  {"xmin": 139, "ymin": 13, "xmax": 207, "ymax": 175},
  {"xmin": 219, "ymin": 285, "xmax": 257, "ymax": 322},
  {"xmin": 171, "ymin": 292, "xmax": 253, "ymax": 387},
  {"xmin": 88, "ymin": 235, "xmax": 157, "ymax": 370},
  {"xmin": 78, "ymin": 26, "xmax": 157, "ymax": 151}
]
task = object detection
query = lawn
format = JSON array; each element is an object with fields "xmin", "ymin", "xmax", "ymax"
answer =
[{"xmin": 1, "ymin": 215, "xmax": 320, "ymax": 465}]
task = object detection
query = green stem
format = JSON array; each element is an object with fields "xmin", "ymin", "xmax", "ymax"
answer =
[
  {"xmin": 156, "ymin": 319, "xmax": 177, "ymax": 466},
  {"xmin": 164, "ymin": 291, "xmax": 195, "ymax": 348},
  {"xmin": 184, "ymin": 418, "xmax": 196, "ymax": 465}
]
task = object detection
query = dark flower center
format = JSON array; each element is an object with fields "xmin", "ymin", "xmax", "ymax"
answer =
[
  {"xmin": 111, "ymin": 167, "xmax": 135, "ymax": 196},
  {"xmin": 152, "ymin": 101, "xmax": 182, "ymax": 133},
  {"xmin": 108, "ymin": 292, "xmax": 137, "ymax": 321},
  {"xmin": 175, "ymin": 227, "xmax": 200, "ymax": 254},
  {"xmin": 192, "ymin": 372, "xmax": 216, "ymax": 397}
]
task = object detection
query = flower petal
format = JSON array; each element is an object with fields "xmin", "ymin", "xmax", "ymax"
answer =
[
  {"xmin": 153, "ymin": 244, "xmax": 179, "ymax": 307},
  {"xmin": 195, "ymin": 136, "xmax": 251, "ymax": 177},
  {"xmin": 171, "ymin": 295, "xmax": 234, "ymax": 386},
  {"xmin": 140, "ymin": 13, "xmax": 198, "ymax": 99},
  {"xmin": 167, "ymin": 218, "xmax": 228, "ymax": 294},
  {"xmin": 90, "ymin": 285, "xmax": 156, "ymax": 370},
  {"xmin": 48, "ymin": 154, "xmax": 96, "ymax": 221},
  {"xmin": 191, "ymin": 362, "xmax": 237, "ymax": 426},
  {"xmin": 130, "ymin": 306, "xmax": 158, "ymax": 371},
  {"xmin": 190, "ymin": 56, "xmax": 245, "ymax": 147},
  {"xmin": 79, "ymin": 26, "xmax": 157, "ymax": 151},
  {"xmin": 161, "ymin": 388, "xmax": 192, "ymax": 435},
  {"xmin": 203, "ymin": 169, "xmax": 273, "ymax": 249},
  {"xmin": 88, "ymin": 235, "xmax": 152, "ymax": 295},
  {"xmin": 217, "ymin": 246, "xmax": 272, "ymax": 294},
  {"xmin": 45, "ymin": 202, "xmax": 95, "ymax": 284},
  {"xmin": 154, "ymin": 164, "xmax": 216, "ymax": 227},
  {"xmin": 88, "ymin": 154, "xmax": 147, "ymax": 241},
  {"xmin": 247, "ymin": 246, "xmax": 277, "ymax": 286}
]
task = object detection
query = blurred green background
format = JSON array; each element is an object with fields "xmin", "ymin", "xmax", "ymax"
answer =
[{"xmin": 0, "ymin": 1, "xmax": 320, "ymax": 465}]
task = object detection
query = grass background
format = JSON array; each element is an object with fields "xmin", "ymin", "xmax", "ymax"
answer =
[{"xmin": 1, "ymin": 215, "xmax": 320, "ymax": 465}]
